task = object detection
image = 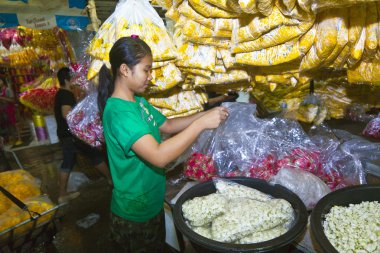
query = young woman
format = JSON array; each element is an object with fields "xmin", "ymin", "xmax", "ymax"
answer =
[{"xmin": 98, "ymin": 36, "xmax": 229, "ymax": 252}]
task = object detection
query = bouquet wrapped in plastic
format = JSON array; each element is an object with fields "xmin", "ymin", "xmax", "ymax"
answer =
[
  {"xmin": 19, "ymin": 76, "xmax": 59, "ymax": 114},
  {"xmin": 66, "ymin": 93, "xmax": 104, "ymax": 148}
]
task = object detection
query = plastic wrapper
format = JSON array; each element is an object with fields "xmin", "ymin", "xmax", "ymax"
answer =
[
  {"xmin": 348, "ymin": 26, "xmax": 366, "ymax": 66},
  {"xmin": 238, "ymin": 0, "xmax": 259, "ymax": 14},
  {"xmin": 257, "ymin": 0, "xmax": 275, "ymax": 16},
  {"xmin": 188, "ymin": 0, "xmax": 240, "ymax": 18},
  {"xmin": 232, "ymin": 19, "xmax": 314, "ymax": 53},
  {"xmin": 235, "ymin": 6, "xmax": 300, "ymax": 43},
  {"xmin": 269, "ymin": 168, "xmax": 331, "ymax": 210},
  {"xmin": 308, "ymin": 125, "xmax": 370, "ymax": 189},
  {"xmin": 347, "ymin": 59, "xmax": 380, "ymax": 84},
  {"xmin": 150, "ymin": 63, "xmax": 183, "ymax": 91},
  {"xmin": 149, "ymin": 89, "xmax": 204, "ymax": 118},
  {"xmin": 177, "ymin": 1, "xmax": 214, "ymax": 28},
  {"xmin": 66, "ymin": 92, "xmax": 104, "ymax": 148},
  {"xmin": 297, "ymin": 0, "xmax": 312, "ymax": 13},
  {"xmin": 235, "ymin": 39, "xmax": 303, "ymax": 66},
  {"xmin": 321, "ymin": 8, "xmax": 348, "ymax": 67},
  {"xmin": 194, "ymin": 69, "xmax": 250, "ymax": 86},
  {"xmin": 345, "ymin": 104, "xmax": 375, "ymax": 122},
  {"xmin": 176, "ymin": 31, "xmax": 216, "ymax": 71},
  {"xmin": 184, "ymin": 103, "xmax": 315, "ymax": 179},
  {"xmin": 87, "ymin": 0, "xmax": 177, "ymax": 63},
  {"xmin": 175, "ymin": 34, "xmax": 217, "ymax": 71},
  {"xmin": 364, "ymin": 2, "xmax": 378, "ymax": 56},
  {"xmin": 311, "ymin": 0, "xmax": 378, "ymax": 13},
  {"xmin": 348, "ymin": 5, "xmax": 366, "ymax": 47},
  {"xmin": 363, "ymin": 113, "xmax": 380, "ymax": 139},
  {"xmin": 300, "ymin": 10, "xmax": 339, "ymax": 71},
  {"xmin": 204, "ymin": 0, "xmax": 241, "ymax": 12}
]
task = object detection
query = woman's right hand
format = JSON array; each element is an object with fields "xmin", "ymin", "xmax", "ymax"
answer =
[{"xmin": 196, "ymin": 106, "xmax": 229, "ymax": 129}]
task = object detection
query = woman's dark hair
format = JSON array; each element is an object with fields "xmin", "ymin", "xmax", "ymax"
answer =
[
  {"xmin": 98, "ymin": 37, "xmax": 152, "ymax": 115},
  {"xmin": 57, "ymin": 67, "xmax": 71, "ymax": 87}
]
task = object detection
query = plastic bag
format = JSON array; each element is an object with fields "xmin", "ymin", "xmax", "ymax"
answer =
[
  {"xmin": 269, "ymin": 168, "xmax": 331, "ymax": 210},
  {"xmin": 188, "ymin": 0, "xmax": 240, "ymax": 18},
  {"xmin": 184, "ymin": 103, "xmax": 316, "ymax": 181},
  {"xmin": 308, "ymin": 125, "xmax": 369, "ymax": 189},
  {"xmin": 66, "ymin": 92, "xmax": 104, "ymax": 148},
  {"xmin": 67, "ymin": 172, "xmax": 91, "ymax": 193},
  {"xmin": 363, "ymin": 113, "xmax": 380, "ymax": 139},
  {"xmin": 87, "ymin": 0, "xmax": 177, "ymax": 63},
  {"xmin": 345, "ymin": 104, "xmax": 374, "ymax": 123}
]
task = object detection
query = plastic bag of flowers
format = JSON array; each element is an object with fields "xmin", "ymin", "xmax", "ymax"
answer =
[{"xmin": 66, "ymin": 92, "xmax": 104, "ymax": 148}]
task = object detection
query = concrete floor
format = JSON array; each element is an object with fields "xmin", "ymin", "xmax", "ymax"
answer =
[{"xmin": 0, "ymin": 119, "xmax": 379, "ymax": 253}]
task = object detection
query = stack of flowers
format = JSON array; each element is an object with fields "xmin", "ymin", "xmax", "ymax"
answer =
[{"xmin": 184, "ymin": 152, "xmax": 217, "ymax": 182}]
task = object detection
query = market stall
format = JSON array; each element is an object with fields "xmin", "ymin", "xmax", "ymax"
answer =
[{"xmin": 1, "ymin": 0, "xmax": 380, "ymax": 252}]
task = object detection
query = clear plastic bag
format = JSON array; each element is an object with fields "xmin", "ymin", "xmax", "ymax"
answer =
[
  {"xmin": 67, "ymin": 172, "xmax": 91, "ymax": 193},
  {"xmin": 66, "ymin": 92, "xmax": 104, "ymax": 148},
  {"xmin": 87, "ymin": 0, "xmax": 177, "ymax": 63},
  {"xmin": 269, "ymin": 168, "xmax": 331, "ymax": 210},
  {"xmin": 184, "ymin": 102, "xmax": 316, "ymax": 181},
  {"xmin": 363, "ymin": 113, "xmax": 380, "ymax": 139}
]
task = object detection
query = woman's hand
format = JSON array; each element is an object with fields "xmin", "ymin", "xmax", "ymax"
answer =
[{"xmin": 196, "ymin": 106, "xmax": 229, "ymax": 129}]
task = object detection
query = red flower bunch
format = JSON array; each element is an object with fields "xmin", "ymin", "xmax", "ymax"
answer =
[
  {"xmin": 19, "ymin": 87, "xmax": 58, "ymax": 114},
  {"xmin": 277, "ymin": 148, "xmax": 345, "ymax": 190},
  {"xmin": 184, "ymin": 152, "xmax": 217, "ymax": 182},
  {"xmin": 249, "ymin": 154, "xmax": 279, "ymax": 181}
]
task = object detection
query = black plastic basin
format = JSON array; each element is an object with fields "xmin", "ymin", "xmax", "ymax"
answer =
[
  {"xmin": 172, "ymin": 177, "xmax": 308, "ymax": 253},
  {"xmin": 310, "ymin": 184, "xmax": 380, "ymax": 253}
]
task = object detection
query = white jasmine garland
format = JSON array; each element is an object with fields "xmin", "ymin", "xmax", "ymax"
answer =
[
  {"xmin": 192, "ymin": 225, "xmax": 213, "ymax": 239},
  {"xmin": 182, "ymin": 193, "xmax": 227, "ymax": 226},
  {"xmin": 323, "ymin": 201, "xmax": 380, "ymax": 253},
  {"xmin": 238, "ymin": 225, "xmax": 288, "ymax": 244},
  {"xmin": 215, "ymin": 179, "xmax": 272, "ymax": 202},
  {"xmin": 211, "ymin": 198, "xmax": 294, "ymax": 242}
]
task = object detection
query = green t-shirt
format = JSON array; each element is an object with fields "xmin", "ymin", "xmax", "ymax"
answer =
[{"xmin": 102, "ymin": 96, "xmax": 167, "ymax": 222}]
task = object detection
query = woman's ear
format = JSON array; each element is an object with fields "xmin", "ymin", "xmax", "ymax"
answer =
[{"xmin": 119, "ymin": 64, "xmax": 130, "ymax": 77}]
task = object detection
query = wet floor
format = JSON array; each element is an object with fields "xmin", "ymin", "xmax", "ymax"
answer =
[{"xmin": 0, "ymin": 119, "xmax": 379, "ymax": 253}]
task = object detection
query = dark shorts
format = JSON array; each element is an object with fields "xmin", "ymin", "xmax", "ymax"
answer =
[
  {"xmin": 110, "ymin": 210, "xmax": 166, "ymax": 253},
  {"xmin": 60, "ymin": 136, "xmax": 104, "ymax": 173}
]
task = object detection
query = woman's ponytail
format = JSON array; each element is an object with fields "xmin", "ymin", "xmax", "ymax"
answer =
[{"xmin": 98, "ymin": 64, "xmax": 114, "ymax": 115}]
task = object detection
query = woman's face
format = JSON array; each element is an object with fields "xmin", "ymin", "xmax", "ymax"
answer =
[{"xmin": 125, "ymin": 55, "xmax": 153, "ymax": 94}]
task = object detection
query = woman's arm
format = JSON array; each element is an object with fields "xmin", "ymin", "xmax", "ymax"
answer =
[
  {"xmin": 132, "ymin": 107, "xmax": 229, "ymax": 168},
  {"xmin": 160, "ymin": 107, "xmax": 229, "ymax": 135}
]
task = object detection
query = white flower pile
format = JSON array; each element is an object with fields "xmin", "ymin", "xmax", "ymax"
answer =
[
  {"xmin": 323, "ymin": 201, "xmax": 380, "ymax": 253},
  {"xmin": 212, "ymin": 198, "xmax": 294, "ymax": 242},
  {"xmin": 238, "ymin": 226, "xmax": 288, "ymax": 244},
  {"xmin": 182, "ymin": 179, "xmax": 295, "ymax": 244},
  {"xmin": 182, "ymin": 193, "xmax": 227, "ymax": 226}
]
